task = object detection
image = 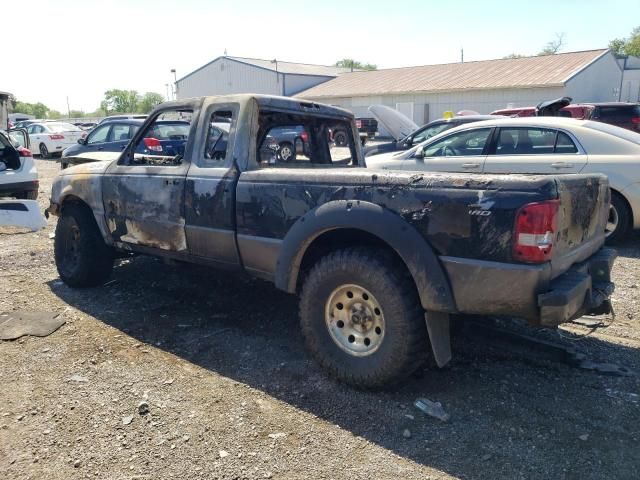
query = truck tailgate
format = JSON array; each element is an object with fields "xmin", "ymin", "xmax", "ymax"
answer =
[{"xmin": 551, "ymin": 174, "xmax": 610, "ymax": 278}]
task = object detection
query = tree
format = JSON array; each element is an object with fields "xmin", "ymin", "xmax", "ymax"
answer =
[
  {"xmin": 13, "ymin": 101, "xmax": 34, "ymax": 115},
  {"xmin": 609, "ymin": 26, "xmax": 640, "ymax": 57},
  {"xmin": 335, "ymin": 59, "xmax": 377, "ymax": 71},
  {"xmin": 101, "ymin": 89, "xmax": 139, "ymax": 114},
  {"xmin": 137, "ymin": 92, "xmax": 164, "ymax": 113},
  {"xmin": 48, "ymin": 110, "xmax": 63, "ymax": 120},
  {"xmin": 68, "ymin": 110, "xmax": 86, "ymax": 118},
  {"xmin": 538, "ymin": 32, "xmax": 566, "ymax": 56},
  {"xmin": 503, "ymin": 53, "xmax": 525, "ymax": 59}
]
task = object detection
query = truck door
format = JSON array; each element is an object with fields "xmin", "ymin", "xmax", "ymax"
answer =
[
  {"xmin": 482, "ymin": 127, "xmax": 587, "ymax": 174},
  {"xmin": 183, "ymin": 101, "xmax": 241, "ymax": 266},
  {"xmin": 101, "ymin": 107, "xmax": 194, "ymax": 253}
]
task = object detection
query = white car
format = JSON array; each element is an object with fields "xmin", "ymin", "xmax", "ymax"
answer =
[
  {"xmin": 0, "ymin": 129, "xmax": 38, "ymax": 199},
  {"xmin": 366, "ymin": 117, "xmax": 640, "ymax": 243},
  {"xmin": 26, "ymin": 122, "xmax": 85, "ymax": 158}
]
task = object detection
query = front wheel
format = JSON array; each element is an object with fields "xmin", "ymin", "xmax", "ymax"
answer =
[
  {"xmin": 54, "ymin": 203, "xmax": 114, "ymax": 287},
  {"xmin": 605, "ymin": 192, "xmax": 631, "ymax": 244},
  {"xmin": 299, "ymin": 247, "xmax": 427, "ymax": 388},
  {"xmin": 278, "ymin": 142, "xmax": 295, "ymax": 162},
  {"xmin": 333, "ymin": 131, "xmax": 347, "ymax": 147}
]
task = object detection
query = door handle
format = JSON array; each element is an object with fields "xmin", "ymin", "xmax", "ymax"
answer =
[
  {"xmin": 462, "ymin": 163, "xmax": 480, "ymax": 169},
  {"xmin": 551, "ymin": 162, "xmax": 574, "ymax": 169},
  {"xmin": 164, "ymin": 179, "xmax": 180, "ymax": 185}
]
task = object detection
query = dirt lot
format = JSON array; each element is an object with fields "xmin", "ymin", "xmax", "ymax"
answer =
[{"xmin": 1, "ymin": 157, "xmax": 639, "ymax": 479}]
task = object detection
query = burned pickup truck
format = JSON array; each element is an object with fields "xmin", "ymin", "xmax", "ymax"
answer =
[{"xmin": 47, "ymin": 94, "xmax": 616, "ymax": 388}]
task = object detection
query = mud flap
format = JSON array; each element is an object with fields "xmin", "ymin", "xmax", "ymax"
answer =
[
  {"xmin": 425, "ymin": 311, "xmax": 452, "ymax": 367},
  {"xmin": 0, "ymin": 200, "xmax": 47, "ymax": 232}
]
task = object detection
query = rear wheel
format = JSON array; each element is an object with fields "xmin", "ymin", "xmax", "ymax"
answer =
[
  {"xmin": 39, "ymin": 143, "xmax": 50, "ymax": 159},
  {"xmin": 299, "ymin": 247, "xmax": 427, "ymax": 388},
  {"xmin": 333, "ymin": 131, "xmax": 347, "ymax": 147},
  {"xmin": 54, "ymin": 203, "xmax": 114, "ymax": 287},
  {"xmin": 605, "ymin": 192, "xmax": 631, "ymax": 244}
]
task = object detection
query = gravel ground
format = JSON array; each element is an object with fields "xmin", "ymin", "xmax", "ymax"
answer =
[{"xmin": 1, "ymin": 157, "xmax": 639, "ymax": 480}]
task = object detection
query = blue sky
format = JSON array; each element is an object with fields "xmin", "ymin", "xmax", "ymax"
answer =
[{"xmin": 1, "ymin": 0, "xmax": 638, "ymax": 112}]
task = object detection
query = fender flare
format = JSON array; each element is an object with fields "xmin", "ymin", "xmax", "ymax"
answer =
[{"xmin": 275, "ymin": 200, "xmax": 457, "ymax": 313}]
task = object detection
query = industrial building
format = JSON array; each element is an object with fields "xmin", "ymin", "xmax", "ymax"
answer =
[
  {"xmin": 175, "ymin": 56, "xmax": 351, "ymax": 99},
  {"xmin": 298, "ymin": 49, "xmax": 626, "ymax": 127}
]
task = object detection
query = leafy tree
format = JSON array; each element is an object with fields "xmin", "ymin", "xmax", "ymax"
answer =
[
  {"xmin": 13, "ymin": 101, "xmax": 34, "ymax": 115},
  {"xmin": 335, "ymin": 59, "xmax": 377, "ymax": 71},
  {"xmin": 68, "ymin": 110, "xmax": 85, "ymax": 118},
  {"xmin": 137, "ymin": 92, "xmax": 165, "ymax": 113},
  {"xmin": 31, "ymin": 102, "xmax": 50, "ymax": 119},
  {"xmin": 503, "ymin": 53, "xmax": 525, "ymax": 59},
  {"xmin": 609, "ymin": 26, "xmax": 640, "ymax": 57},
  {"xmin": 48, "ymin": 110, "xmax": 63, "ymax": 120},
  {"xmin": 101, "ymin": 89, "xmax": 139, "ymax": 114},
  {"xmin": 538, "ymin": 33, "xmax": 566, "ymax": 56}
]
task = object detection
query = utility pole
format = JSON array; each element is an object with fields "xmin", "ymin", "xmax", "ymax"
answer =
[
  {"xmin": 170, "ymin": 69, "xmax": 177, "ymax": 100},
  {"xmin": 165, "ymin": 84, "xmax": 170, "ymax": 101},
  {"xmin": 461, "ymin": 48, "xmax": 464, "ymax": 63},
  {"xmin": 66, "ymin": 96, "xmax": 71, "ymax": 119}
]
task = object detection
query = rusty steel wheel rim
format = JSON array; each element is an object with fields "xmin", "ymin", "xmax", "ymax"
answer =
[{"xmin": 325, "ymin": 284, "xmax": 385, "ymax": 357}]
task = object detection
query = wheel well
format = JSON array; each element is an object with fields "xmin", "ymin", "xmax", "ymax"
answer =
[
  {"xmin": 611, "ymin": 189, "xmax": 633, "ymax": 223},
  {"xmin": 297, "ymin": 228, "xmax": 414, "ymax": 292},
  {"xmin": 60, "ymin": 195, "xmax": 90, "ymax": 214}
]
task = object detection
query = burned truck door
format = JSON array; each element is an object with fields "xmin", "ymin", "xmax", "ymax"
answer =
[
  {"xmin": 101, "ymin": 108, "xmax": 194, "ymax": 252},
  {"xmin": 183, "ymin": 102, "xmax": 241, "ymax": 266}
]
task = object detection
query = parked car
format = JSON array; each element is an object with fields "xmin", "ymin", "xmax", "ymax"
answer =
[
  {"xmin": 13, "ymin": 119, "xmax": 39, "ymax": 129},
  {"xmin": 259, "ymin": 125, "xmax": 310, "ymax": 162},
  {"xmin": 364, "ymin": 104, "xmax": 503, "ymax": 156},
  {"xmin": 366, "ymin": 116, "xmax": 640, "ymax": 243},
  {"xmin": 0, "ymin": 129, "xmax": 38, "ymax": 199},
  {"xmin": 330, "ymin": 117, "xmax": 378, "ymax": 146},
  {"xmin": 46, "ymin": 94, "xmax": 615, "ymax": 388},
  {"xmin": 26, "ymin": 122, "xmax": 85, "ymax": 158},
  {"xmin": 586, "ymin": 102, "xmax": 640, "ymax": 133},
  {"xmin": 61, "ymin": 120, "xmax": 189, "ymax": 168}
]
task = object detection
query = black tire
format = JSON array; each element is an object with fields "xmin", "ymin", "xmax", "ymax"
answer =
[
  {"xmin": 39, "ymin": 143, "xmax": 50, "ymax": 159},
  {"xmin": 54, "ymin": 202, "xmax": 114, "ymax": 287},
  {"xmin": 333, "ymin": 131, "xmax": 347, "ymax": 147},
  {"xmin": 16, "ymin": 190, "xmax": 38, "ymax": 200},
  {"xmin": 278, "ymin": 142, "xmax": 296, "ymax": 162},
  {"xmin": 299, "ymin": 247, "xmax": 427, "ymax": 388},
  {"xmin": 605, "ymin": 192, "xmax": 631, "ymax": 245}
]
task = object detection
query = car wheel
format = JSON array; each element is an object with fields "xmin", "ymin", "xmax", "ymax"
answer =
[
  {"xmin": 278, "ymin": 142, "xmax": 296, "ymax": 162},
  {"xmin": 334, "ymin": 131, "xmax": 347, "ymax": 147},
  {"xmin": 605, "ymin": 192, "xmax": 631, "ymax": 244},
  {"xmin": 39, "ymin": 143, "xmax": 50, "ymax": 159},
  {"xmin": 54, "ymin": 202, "xmax": 114, "ymax": 287},
  {"xmin": 299, "ymin": 247, "xmax": 427, "ymax": 388}
]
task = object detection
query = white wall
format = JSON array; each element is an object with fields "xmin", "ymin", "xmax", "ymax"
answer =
[
  {"xmin": 621, "ymin": 69, "xmax": 640, "ymax": 102},
  {"xmin": 284, "ymin": 74, "xmax": 335, "ymax": 96},
  {"xmin": 564, "ymin": 52, "xmax": 623, "ymax": 102}
]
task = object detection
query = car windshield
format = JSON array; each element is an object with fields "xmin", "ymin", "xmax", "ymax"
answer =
[{"xmin": 47, "ymin": 123, "xmax": 82, "ymax": 132}]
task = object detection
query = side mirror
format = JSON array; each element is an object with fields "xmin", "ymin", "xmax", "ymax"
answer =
[
  {"xmin": 77, "ymin": 138, "xmax": 86, "ymax": 145},
  {"xmin": 414, "ymin": 147, "xmax": 425, "ymax": 159}
]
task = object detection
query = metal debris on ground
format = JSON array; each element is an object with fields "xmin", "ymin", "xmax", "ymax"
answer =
[
  {"xmin": 0, "ymin": 311, "xmax": 65, "ymax": 340},
  {"xmin": 414, "ymin": 398, "xmax": 450, "ymax": 422},
  {"xmin": 137, "ymin": 401, "xmax": 150, "ymax": 415},
  {"xmin": 122, "ymin": 415, "xmax": 133, "ymax": 426}
]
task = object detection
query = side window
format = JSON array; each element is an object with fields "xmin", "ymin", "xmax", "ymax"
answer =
[
  {"xmin": 87, "ymin": 125, "xmax": 110, "ymax": 144},
  {"xmin": 126, "ymin": 109, "xmax": 192, "ymax": 166},
  {"xmin": 555, "ymin": 132, "xmax": 578, "ymax": 154},
  {"xmin": 202, "ymin": 109, "xmax": 234, "ymax": 167},
  {"xmin": 110, "ymin": 124, "xmax": 132, "ymax": 142},
  {"xmin": 257, "ymin": 117, "xmax": 357, "ymax": 168},
  {"xmin": 495, "ymin": 128, "xmax": 577, "ymax": 155},
  {"xmin": 422, "ymin": 128, "xmax": 491, "ymax": 157}
]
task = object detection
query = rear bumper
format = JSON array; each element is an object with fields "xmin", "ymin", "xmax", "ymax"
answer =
[
  {"xmin": 440, "ymin": 247, "xmax": 616, "ymax": 326},
  {"xmin": 0, "ymin": 180, "xmax": 39, "ymax": 196}
]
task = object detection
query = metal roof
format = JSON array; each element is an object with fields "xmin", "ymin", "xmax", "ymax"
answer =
[
  {"xmin": 298, "ymin": 50, "xmax": 610, "ymax": 99},
  {"xmin": 177, "ymin": 56, "xmax": 351, "ymax": 83}
]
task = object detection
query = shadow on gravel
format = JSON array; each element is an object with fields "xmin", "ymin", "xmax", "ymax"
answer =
[
  {"xmin": 49, "ymin": 256, "xmax": 640, "ymax": 479},
  {"xmin": 612, "ymin": 231, "xmax": 640, "ymax": 258}
]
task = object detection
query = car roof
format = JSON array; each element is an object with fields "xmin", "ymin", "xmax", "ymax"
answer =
[
  {"xmin": 440, "ymin": 116, "xmax": 592, "ymax": 130},
  {"xmin": 576, "ymin": 102, "xmax": 639, "ymax": 107}
]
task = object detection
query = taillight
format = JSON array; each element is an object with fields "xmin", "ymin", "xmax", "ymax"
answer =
[
  {"xmin": 18, "ymin": 147, "xmax": 32, "ymax": 157},
  {"xmin": 143, "ymin": 137, "xmax": 163, "ymax": 152},
  {"xmin": 631, "ymin": 117, "xmax": 640, "ymax": 124},
  {"xmin": 300, "ymin": 131, "xmax": 309, "ymax": 142},
  {"xmin": 355, "ymin": 119, "xmax": 362, "ymax": 128},
  {"xmin": 513, "ymin": 200, "xmax": 559, "ymax": 263},
  {"xmin": 49, "ymin": 134, "xmax": 65, "ymax": 140}
]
